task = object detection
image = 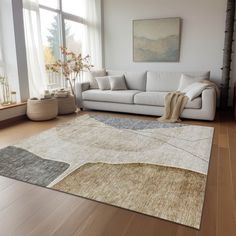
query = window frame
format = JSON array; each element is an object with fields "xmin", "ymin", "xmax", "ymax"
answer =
[
  {"xmin": 39, "ymin": 0, "xmax": 87, "ymax": 89},
  {"xmin": 0, "ymin": 34, "xmax": 5, "ymax": 75},
  {"xmin": 39, "ymin": 0, "xmax": 86, "ymax": 51}
]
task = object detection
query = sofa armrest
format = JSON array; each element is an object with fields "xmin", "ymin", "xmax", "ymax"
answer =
[
  {"xmin": 75, "ymin": 82, "xmax": 90, "ymax": 108},
  {"xmin": 201, "ymin": 87, "xmax": 217, "ymax": 120}
]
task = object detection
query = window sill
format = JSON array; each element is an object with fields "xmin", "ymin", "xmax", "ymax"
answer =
[{"xmin": 0, "ymin": 102, "xmax": 27, "ymax": 110}]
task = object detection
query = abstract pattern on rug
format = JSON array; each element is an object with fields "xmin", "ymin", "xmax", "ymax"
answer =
[
  {"xmin": 53, "ymin": 162, "xmax": 207, "ymax": 229},
  {"xmin": 0, "ymin": 146, "xmax": 69, "ymax": 186},
  {"xmin": 0, "ymin": 114, "xmax": 214, "ymax": 229}
]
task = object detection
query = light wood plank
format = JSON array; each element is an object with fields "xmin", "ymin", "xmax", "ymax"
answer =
[
  {"xmin": 217, "ymin": 147, "xmax": 236, "ymax": 235},
  {"xmin": 228, "ymin": 127, "xmax": 236, "ymax": 205}
]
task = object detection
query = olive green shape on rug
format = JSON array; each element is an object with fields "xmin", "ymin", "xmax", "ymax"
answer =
[{"xmin": 52, "ymin": 162, "xmax": 207, "ymax": 229}]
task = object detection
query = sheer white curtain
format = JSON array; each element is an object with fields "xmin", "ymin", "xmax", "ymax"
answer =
[
  {"xmin": 0, "ymin": 22, "xmax": 4, "ymax": 75},
  {"xmin": 23, "ymin": 0, "xmax": 47, "ymax": 98},
  {"xmin": 84, "ymin": 0, "xmax": 102, "ymax": 70}
]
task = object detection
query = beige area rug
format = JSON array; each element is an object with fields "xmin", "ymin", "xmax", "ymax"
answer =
[{"xmin": 10, "ymin": 114, "xmax": 214, "ymax": 229}]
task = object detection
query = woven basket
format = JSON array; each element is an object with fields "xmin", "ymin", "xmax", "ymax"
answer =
[
  {"xmin": 27, "ymin": 98, "xmax": 58, "ymax": 121},
  {"xmin": 57, "ymin": 95, "xmax": 76, "ymax": 115}
]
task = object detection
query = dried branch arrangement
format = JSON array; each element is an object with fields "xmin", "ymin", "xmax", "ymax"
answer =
[{"xmin": 46, "ymin": 47, "xmax": 93, "ymax": 97}]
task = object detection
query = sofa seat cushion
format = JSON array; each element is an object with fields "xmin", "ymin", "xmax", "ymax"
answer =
[
  {"xmin": 134, "ymin": 92, "xmax": 202, "ymax": 109},
  {"xmin": 82, "ymin": 90, "xmax": 141, "ymax": 104}
]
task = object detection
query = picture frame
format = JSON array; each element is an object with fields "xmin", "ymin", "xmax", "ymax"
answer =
[{"xmin": 133, "ymin": 17, "xmax": 181, "ymax": 62}]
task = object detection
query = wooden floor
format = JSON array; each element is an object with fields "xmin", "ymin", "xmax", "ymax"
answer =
[{"xmin": 0, "ymin": 110, "xmax": 236, "ymax": 236}]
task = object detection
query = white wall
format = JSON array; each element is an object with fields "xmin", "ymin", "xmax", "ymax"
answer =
[{"xmin": 103, "ymin": 0, "xmax": 230, "ymax": 96}]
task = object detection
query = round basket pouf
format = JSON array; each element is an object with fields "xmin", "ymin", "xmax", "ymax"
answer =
[
  {"xmin": 57, "ymin": 95, "xmax": 76, "ymax": 115},
  {"xmin": 27, "ymin": 98, "xmax": 58, "ymax": 121}
]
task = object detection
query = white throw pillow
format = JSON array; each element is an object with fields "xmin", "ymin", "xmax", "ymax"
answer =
[
  {"xmin": 178, "ymin": 74, "xmax": 208, "ymax": 92},
  {"xmin": 96, "ymin": 76, "xmax": 111, "ymax": 90},
  {"xmin": 109, "ymin": 75, "xmax": 127, "ymax": 90},
  {"xmin": 88, "ymin": 69, "xmax": 107, "ymax": 89},
  {"xmin": 184, "ymin": 82, "xmax": 208, "ymax": 101}
]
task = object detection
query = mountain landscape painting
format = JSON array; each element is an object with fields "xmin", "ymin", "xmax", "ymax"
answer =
[{"xmin": 133, "ymin": 18, "xmax": 181, "ymax": 62}]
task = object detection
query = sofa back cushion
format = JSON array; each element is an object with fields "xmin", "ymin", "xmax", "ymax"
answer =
[
  {"xmin": 177, "ymin": 74, "xmax": 209, "ymax": 91},
  {"xmin": 146, "ymin": 71, "xmax": 210, "ymax": 92},
  {"xmin": 107, "ymin": 70, "xmax": 147, "ymax": 91},
  {"xmin": 89, "ymin": 69, "xmax": 107, "ymax": 89},
  {"xmin": 124, "ymin": 71, "xmax": 147, "ymax": 91},
  {"xmin": 96, "ymin": 76, "xmax": 110, "ymax": 90},
  {"xmin": 109, "ymin": 75, "xmax": 127, "ymax": 90}
]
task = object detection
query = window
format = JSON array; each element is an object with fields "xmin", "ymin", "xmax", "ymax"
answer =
[
  {"xmin": 0, "ymin": 29, "xmax": 4, "ymax": 76},
  {"xmin": 0, "ymin": 2, "xmax": 22, "ymax": 105},
  {"xmin": 38, "ymin": 0, "xmax": 86, "ymax": 89},
  {"xmin": 22, "ymin": 0, "xmax": 101, "ymax": 98},
  {"xmin": 62, "ymin": 0, "xmax": 85, "ymax": 18},
  {"xmin": 64, "ymin": 19, "xmax": 85, "ymax": 55},
  {"xmin": 40, "ymin": 9, "xmax": 61, "ymax": 64},
  {"xmin": 0, "ymin": 33, "xmax": 5, "ymax": 105},
  {"xmin": 38, "ymin": 0, "xmax": 59, "ymax": 9},
  {"xmin": 0, "ymin": 34, "xmax": 4, "ymax": 76}
]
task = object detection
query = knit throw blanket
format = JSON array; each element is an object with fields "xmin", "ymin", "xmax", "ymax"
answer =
[
  {"xmin": 158, "ymin": 92, "xmax": 188, "ymax": 123},
  {"xmin": 158, "ymin": 80, "xmax": 219, "ymax": 123}
]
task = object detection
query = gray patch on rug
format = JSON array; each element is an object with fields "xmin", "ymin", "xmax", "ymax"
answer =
[
  {"xmin": 0, "ymin": 146, "xmax": 69, "ymax": 186},
  {"xmin": 90, "ymin": 115, "xmax": 185, "ymax": 130}
]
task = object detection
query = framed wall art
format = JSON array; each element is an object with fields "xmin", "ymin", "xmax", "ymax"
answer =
[{"xmin": 133, "ymin": 17, "xmax": 181, "ymax": 62}]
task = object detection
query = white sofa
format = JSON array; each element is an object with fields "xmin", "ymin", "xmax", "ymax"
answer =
[{"xmin": 76, "ymin": 70, "xmax": 217, "ymax": 121}]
